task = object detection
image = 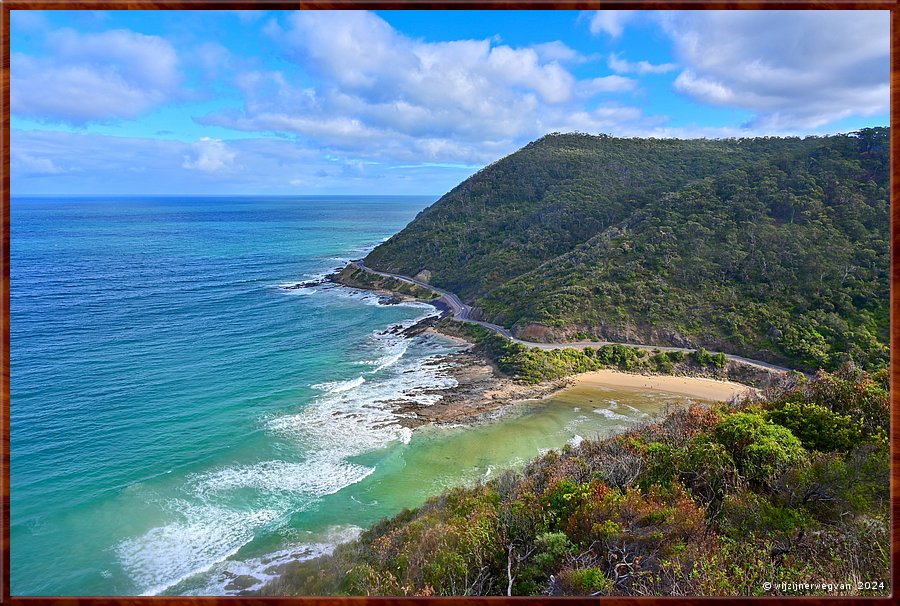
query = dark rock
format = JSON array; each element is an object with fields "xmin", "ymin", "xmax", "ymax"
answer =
[
  {"xmin": 225, "ymin": 575, "xmax": 261, "ymax": 591},
  {"xmin": 281, "ymin": 279, "xmax": 324, "ymax": 290}
]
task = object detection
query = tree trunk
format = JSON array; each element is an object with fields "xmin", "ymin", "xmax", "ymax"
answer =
[{"xmin": 507, "ymin": 544, "xmax": 515, "ymax": 596}]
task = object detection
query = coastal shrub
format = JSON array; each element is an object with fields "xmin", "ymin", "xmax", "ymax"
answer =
[
  {"xmin": 594, "ymin": 344, "xmax": 644, "ymax": 371},
  {"xmin": 650, "ymin": 353, "xmax": 675, "ymax": 373},
  {"xmin": 692, "ymin": 348, "xmax": 713, "ymax": 366},
  {"xmin": 667, "ymin": 350, "xmax": 686, "ymax": 363},
  {"xmin": 765, "ymin": 365, "xmax": 888, "ymax": 439},
  {"xmin": 711, "ymin": 352, "xmax": 727, "ymax": 368},
  {"xmin": 510, "ymin": 531, "xmax": 578, "ymax": 595},
  {"xmin": 719, "ymin": 491, "xmax": 811, "ymax": 538},
  {"xmin": 766, "ymin": 401, "xmax": 862, "ymax": 452},
  {"xmin": 543, "ymin": 479, "xmax": 593, "ymax": 525},
  {"xmin": 689, "ymin": 535, "xmax": 773, "ymax": 596},
  {"xmin": 533, "ymin": 531, "xmax": 575, "ymax": 568},
  {"xmin": 692, "ymin": 348, "xmax": 727, "ymax": 369},
  {"xmin": 713, "ymin": 412, "xmax": 806, "ymax": 486},
  {"xmin": 679, "ymin": 435, "xmax": 741, "ymax": 515},
  {"xmin": 563, "ymin": 483, "xmax": 706, "ymax": 562},
  {"xmin": 635, "ymin": 404, "xmax": 722, "ymax": 449},
  {"xmin": 772, "ymin": 444, "xmax": 889, "ymax": 524},
  {"xmin": 639, "ymin": 442, "xmax": 681, "ymax": 489},
  {"xmin": 559, "ymin": 567, "xmax": 613, "ymax": 594}
]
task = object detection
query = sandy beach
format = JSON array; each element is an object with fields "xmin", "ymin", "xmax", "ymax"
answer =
[{"xmin": 572, "ymin": 369, "xmax": 757, "ymax": 401}]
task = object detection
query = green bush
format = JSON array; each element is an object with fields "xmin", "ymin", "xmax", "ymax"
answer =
[
  {"xmin": 562, "ymin": 567, "xmax": 612, "ymax": 594},
  {"xmin": 714, "ymin": 412, "xmax": 806, "ymax": 485},
  {"xmin": 640, "ymin": 442, "xmax": 681, "ymax": 489},
  {"xmin": 667, "ymin": 350, "xmax": 686, "ymax": 363},
  {"xmin": 767, "ymin": 402, "xmax": 862, "ymax": 452},
  {"xmin": 720, "ymin": 491, "xmax": 812, "ymax": 538},
  {"xmin": 680, "ymin": 436, "xmax": 740, "ymax": 512}
]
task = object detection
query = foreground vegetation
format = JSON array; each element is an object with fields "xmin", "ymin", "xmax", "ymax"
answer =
[
  {"xmin": 365, "ymin": 129, "xmax": 889, "ymax": 372},
  {"xmin": 262, "ymin": 366, "xmax": 889, "ymax": 596}
]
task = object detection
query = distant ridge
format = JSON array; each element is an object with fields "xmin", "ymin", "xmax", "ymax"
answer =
[{"xmin": 364, "ymin": 129, "xmax": 889, "ymax": 371}]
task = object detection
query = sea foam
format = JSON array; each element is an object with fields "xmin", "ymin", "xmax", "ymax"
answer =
[
  {"xmin": 116, "ymin": 301, "xmax": 462, "ymax": 596},
  {"xmin": 186, "ymin": 525, "xmax": 363, "ymax": 595},
  {"xmin": 312, "ymin": 376, "xmax": 366, "ymax": 393},
  {"xmin": 592, "ymin": 408, "xmax": 632, "ymax": 421}
]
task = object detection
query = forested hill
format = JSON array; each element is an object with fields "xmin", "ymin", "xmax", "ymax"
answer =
[{"xmin": 364, "ymin": 129, "xmax": 889, "ymax": 371}]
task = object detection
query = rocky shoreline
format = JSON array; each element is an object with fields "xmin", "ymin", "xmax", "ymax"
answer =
[
  {"xmin": 318, "ymin": 268, "xmax": 774, "ymax": 431},
  {"xmin": 373, "ymin": 313, "xmax": 572, "ymax": 428},
  {"xmin": 394, "ymin": 339, "xmax": 573, "ymax": 428}
]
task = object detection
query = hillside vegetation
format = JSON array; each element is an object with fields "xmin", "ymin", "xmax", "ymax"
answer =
[
  {"xmin": 364, "ymin": 129, "xmax": 889, "ymax": 371},
  {"xmin": 441, "ymin": 320, "xmax": 752, "ymax": 386},
  {"xmin": 262, "ymin": 366, "xmax": 889, "ymax": 597}
]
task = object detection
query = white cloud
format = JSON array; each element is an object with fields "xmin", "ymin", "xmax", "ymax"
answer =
[
  {"xmin": 608, "ymin": 52, "xmax": 677, "ymax": 75},
  {"xmin": 11, "ymin": 28, "xmax": 181, "ymax": 123},
  {"xmin": 660, "ymin": 10, "xmax": 889, "ymax": 130},
  {"xmin": 577, "ymin": 75, "xmax": 638, "ymax": 96},
  {"xmin": 587, "ymin": 10, "xmax": 636, "ymax": 38},
  {"xmin": 199, "ymin": 10, "xmax": 651, "ymax": 167},
  {"xmin": 193, "ymin": 42, "xmax": 233, "ymax": 81},
  {"xmin": 11, "ymin": 149, "xmax": 64, "ymax": 175},
  {"xmin": 182, "ymin": 137, "xmax": 239, "ymax": 173},
  {"xmin": 531, "ymin": 41, "xmax": 594, "ymax": 64}
]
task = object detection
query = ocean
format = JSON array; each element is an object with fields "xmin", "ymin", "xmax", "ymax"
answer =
[{"xmin": 10, "ymin": 196, "xmax": 689, "ymax": 596}]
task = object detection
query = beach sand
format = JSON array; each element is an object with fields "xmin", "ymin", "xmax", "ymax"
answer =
[{"xmin": 572, "ymin": 369, "xmax": 756, "ymax": 401}]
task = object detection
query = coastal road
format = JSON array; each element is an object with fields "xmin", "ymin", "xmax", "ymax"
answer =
[{"xmin": 351, "ymin": 260, "xmax": 791, "ymax": 374}]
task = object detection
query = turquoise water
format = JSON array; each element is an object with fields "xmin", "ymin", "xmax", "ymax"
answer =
[{"xmin": 10, "ymin": 196, "xmax": 695, "ymax": 596}]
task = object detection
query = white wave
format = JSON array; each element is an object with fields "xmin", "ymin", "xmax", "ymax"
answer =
[
  {"xmin": 372, "ymin": 343, "xmax": 408, "ymax": 373},
  {"xmin": 592, "ymin": 408, "xmax": 632, "ymax": 421},
  {"xmin": 279, "ymin": 287, "xmax": 318, "ymax": 296},
  {"xmin": 563, "ymin": 415, "xmax": 589, "ymax": 434},
  {"xmin": 190, "ymin": 459, "xmax": 374, "ymax": 500},
  {"xmin": 269, "ymin": 339, "xmax": 459, "ymax": 458},
  {"xmin": 569, "ymin": 435, "xmax": 584, "ymax": 447},
  {"xmin": 120, "ymin": 459, "xmax": 373, "ymax": 596},
  {"xmin": 184, "ymin": 525, "xmax": 363, "ymax": 596},
  {"xmin": 116, "ymin": 500, "xmax": 282, "ymax": 596},
  {"xmin": 312, "ymin": 376, "xmax": 365, "ymax": 393}
]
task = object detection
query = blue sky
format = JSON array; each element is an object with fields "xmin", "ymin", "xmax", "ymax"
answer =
[{"xmin": 10, "ymin": 9, "xmax": 890, "ymax": 195}]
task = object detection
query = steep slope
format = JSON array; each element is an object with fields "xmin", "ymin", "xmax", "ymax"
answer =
[
  {"xmin": 365, "ymin": 129, "xmax": 889, "ymax": 371},
  {"xmin": 365, "ymin": 133, "xmax": 805, "ymax": 297}
]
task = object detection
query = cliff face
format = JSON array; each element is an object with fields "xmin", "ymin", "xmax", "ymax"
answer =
[{"xmin": 365, "ymin": 129, "xmax": 889, "ymax": 371}]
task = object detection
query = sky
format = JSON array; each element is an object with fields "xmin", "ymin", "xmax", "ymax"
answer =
[{"xmin": 9, "ymin": 9, "xmax": 890, "ymax": 196}]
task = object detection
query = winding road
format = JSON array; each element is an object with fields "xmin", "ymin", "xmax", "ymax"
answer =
[{"xmin": 351, "ymin": 260, "xmax": 791, "ymax": 374}]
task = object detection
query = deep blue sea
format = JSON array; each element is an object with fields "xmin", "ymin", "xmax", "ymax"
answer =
[{"xmin": 10, "ymin": 195, "xmax": 665, "ymax": 596}]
